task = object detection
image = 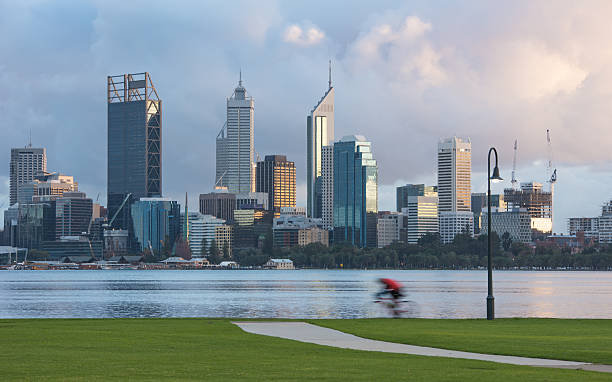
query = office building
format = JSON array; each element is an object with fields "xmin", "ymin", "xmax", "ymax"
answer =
[
  {"xmin": 236, "ymin": 192, "xmax": 268, "ymax": 210},
  {"xmin": 504, "ymin": 182, "xmax": 552, "ymax": 234},
  {"xmin": 107, "ymin": 73, "xmax": 162, "ymax": 235},
  {"xmin": 17, "ymin": 201, "xmax": 56, "ymax": 250},
  {"xmin": 233, "ymin": 208, "xmax": 273, "ymax": 249},
  {"xmin": 439, "ymin": 211, "xmax": 474, "ymax": 243},
  {"xmin": 568, "ymin": 217, "xmax": 599, "ymax": 241},
  {"xmin": 103, "ymin": 229, "xmax": 128, "ymax": 257},
  {"xmin": 437, "ymin": 137, "xmax": 472, "ymax": 243},
  {"xmin": 377, "ymin": 212, "xmax": 403, "ymax": 248},
  {"xmin": 307, "ymin": 64, "xmax": 334, "ymax": 218},
  {"xmin": 130, "ymin": 198, "xmax": 180, "ymax": 253},
  {"xmin": 471, "ymin": 192, "xmax": 505, "ymax": 234},
  {"xmin": 273, "ymin": 215, "xmax": 328, "ymax": 248},
  {"xmin": 404, "ymin": 192, "xmax": 439, "ymax": 244},
  {"xmin": 321, "ymin": 145, "xmax": 334, "ymax": 230},
  {"xmin": 279, "ymin": 207, "xmax": 306, "ymax": 216},
  {"xmin": 199, "ymin": 191, "xmax": 237, "ymax": 222},
  {"xmin": 10, "ymin": 146, "xmax": 47, "ymax": 206},
  {"xmin": 598, "ymin": 201, "xmax": 612, "ymax": 244},
  {"xmin": 215, "ymin": 74, "xmax": 254, "ymax": 194},
  {"xmin": 183, "ymin": 212, "xmax": 227, "ymax": 257},
  {"xmin": 396, "ymin": 184, "xmax": 437, "ymax": 212},
  {"xmin": 333, "ymin": 135, "xmax": 378, "ymax": 248},
  {"xmin": 54, "ymin": 192, "xmax": 93, "ymax": 239},
  {"xmin": 481, "ymin": 208, "xmax": 532, "ymax": 244},
  {"xmin": 255, "ymin": 155, "xmax": 296, "ymax": 217},
  {"xmin": 42, "ymin": 236, "xmax": 103, "ymax": 260},
  {"xmin": 215, "ymin": 225, "xmax": 233, "ymax": 256}
]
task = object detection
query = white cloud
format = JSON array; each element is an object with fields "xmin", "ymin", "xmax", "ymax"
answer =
[{"xmin": 283, "ymin": 23, "xmax": 325, "ymax": 46}]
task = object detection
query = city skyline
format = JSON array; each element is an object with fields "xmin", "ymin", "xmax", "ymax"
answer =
[{"xmin": 1, "ymin": 1, "xmax": 612, "ymax": 233}]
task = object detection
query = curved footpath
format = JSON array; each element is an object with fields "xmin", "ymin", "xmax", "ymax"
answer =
[{"xmin": 233, "ymin": 322, "xmax": 612, "ymax": 374}]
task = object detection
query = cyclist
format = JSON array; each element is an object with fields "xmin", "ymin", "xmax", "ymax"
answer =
[{"xmin": 376, "ymin": 278, "xmax": 404, "ymax": 317}]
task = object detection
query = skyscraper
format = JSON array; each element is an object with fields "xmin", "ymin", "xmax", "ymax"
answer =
[
  {"xmin": 130, "ymin": 197, "xmax": 180, "ymax": 253},
  {"xmin": 437, "ymin": 137, "xmax": 473, "ymax": 243},
  {"xmin": 255, "ymin": 155, "xmax": 296, "ymax": 217},
  {"xmin": 333, "ymin": 135, "xmax": 378, "ymax": 247},
  {"xmin": 10, "ymin": 146, "xmax": 47, "ymax": 206},
  {"xmin": 216, "ymin": 74, "xmax": 254, "ymax": 194},
  {"xmin": 54, "ymin": 191, "xmax": 93, "ymax": 239},
  {"xmin": 396, "ymin": 184, "xmax": 437, "ymax": 212},
  {"xmin": 107, "ymin": 72, "xmax": 162, "ymax": 232},
  {"xmin": 307, "ymin": 62, "xmax": 334, "ymax": 218},
  {"xmin": 321, "ymin": 145, "xmax": 334, "ymax": 230}
]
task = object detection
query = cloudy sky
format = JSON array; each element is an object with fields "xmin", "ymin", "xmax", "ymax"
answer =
[{"xmin": 1, "ymin": 0, "xmax": 611, "ymax": 232}]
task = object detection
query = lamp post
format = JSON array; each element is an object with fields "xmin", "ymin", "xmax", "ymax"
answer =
[{"xmin": 487, "ymin": 147, "xmax": 503, "ymax": 320}]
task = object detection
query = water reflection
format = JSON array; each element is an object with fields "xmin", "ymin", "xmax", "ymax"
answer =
[{"xmin": 0, "ymin": 270, "xmax": 611, "ymax": 319}]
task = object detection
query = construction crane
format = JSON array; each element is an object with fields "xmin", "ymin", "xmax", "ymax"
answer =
[
  {"xmin": 511, "ymin": 139, "xmax": 519, "ymax": 190},
  {"xmin": 215, "ymin": 170, "xmax": 228, "ymax": 189},
  {"xmin": 104, "ymin": 193, "xmax": 132, "ymax": 229},
  {"xmin": 546, "ymin": 129, "xmax": 557, "ymax": 192}
]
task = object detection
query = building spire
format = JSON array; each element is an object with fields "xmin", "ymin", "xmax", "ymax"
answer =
[
  {"xmin": 328, "ymin": 59, "xmax": 332, "ymax": 89},
  {"xmin": 28, "ymin": 129, "xmax": 32, "ymax": 148},
  {"xmin": 239, "ymin": 68, "xmax": 242, "ymax": 87}
]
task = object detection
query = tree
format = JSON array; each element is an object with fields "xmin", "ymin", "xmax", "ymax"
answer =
[
  {"xmin": 263, "ymin": 227, "xmax": 274, "ymax": 255},
  {"xmin": 200, "ymin": 238, "xmax": 209, "ymax": 258},
  {"xmin": 501, "ymin": 232, "xmax": 513, "ymax": 251},
  {"xmin": 222, "ymin": 240, "xmax": 231, "ymax": 260},
  {"xmin": 208, "ymin": 239, "xmax": 220, "ymax": 264},
  {"xmin": 160, "ymin": 235, "xmax": 172, "ymax": 259}
]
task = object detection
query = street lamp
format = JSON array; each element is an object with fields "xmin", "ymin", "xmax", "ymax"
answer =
[{"xmin": 487, "ymin": 147, "xmax": 503, "ymax": 320}]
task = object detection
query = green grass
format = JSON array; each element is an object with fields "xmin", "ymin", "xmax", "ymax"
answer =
[
  {"xmin": 312, "ymin": 318, "xmax": 612, "ymax": 365},
  {"xmin": 1, "ymin": 318, "xmax": 611, "ymax": 381}
]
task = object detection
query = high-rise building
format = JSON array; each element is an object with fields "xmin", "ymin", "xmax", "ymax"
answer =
[
  {"xmin": 333, "ymin": 135, "xmax": 378, "ymax": 248},
  {"xmin": 404, "ymin": 193, "xmax": 439, "ymax": 244},
  {"xmin": 107, "ymin": 73, "xmax": 162, "ymax": 234},
  {"xmin": 10, "ymin": 146, "xmax": 47, "ymax": 206},
  {"xmin": 130, "ymin": 198, "xmax": 180, "ymax": 253},
  {"xmin": 182, "ymin": 212, "xmax": 227, "ymax": 257},
  {"xmin": 20, "ymin": 172, "xmax": 78, "ymax": 205},
  {"xmin": 307, "ymin": 63, "xmax": 334, "ymax": 218},
  {"xmin": 255, "ymin": 155, "xmax": 296, "ymax": 217},
  {"xmin": 396, "ymin": 184, "xmax": 437, "ymax": 212},
  {"xmin": 199, "ymin": 191, "xmax": 237, "ymax": 222},
  {"xmin": 321, "ymin": 145, "xmax": 334, "ymax": 230},
  {"xmin": 504, "ymin": 182, "xmax": 552, "ymax": 235},
  {"xmin": 471, "ymin": 192, "xmax": 505, "ymax": 234},
  {"xmin": 216, "ymin": 74, "xmax": 254, "ymax": 194},
  {"xmin": 377, "ymin": 212, "xmax": 403, "ymax": 248},
  {"xmin": 54, "ymin": 192, "xmax": 93, "ymax": 239},
  {"xmin": 437, "ymin": 137, "xmax": 472, "ymax": 243}
]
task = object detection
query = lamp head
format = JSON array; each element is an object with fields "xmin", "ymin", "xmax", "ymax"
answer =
[{"xmin": 490, "ymin": 166, "xmax": 503, "ymax": 183}]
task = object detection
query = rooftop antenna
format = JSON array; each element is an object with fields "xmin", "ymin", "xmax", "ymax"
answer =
[
  {"xmin": 328, "ymin": 59, "xmax": 332, "ymax": 89},
  {"xmin": 239, "ymin": 68, "xmax": 242, "ymax": 87},
  {"xmin": 28, "ymin": 129, "xmax": 32, "ymax": 148}
]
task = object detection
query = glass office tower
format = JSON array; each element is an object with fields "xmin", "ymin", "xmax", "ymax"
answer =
[
  {"xmin": 333, "ymin": 135, "xmax": 378, "ymax": 247},
  {"xmin": 131, "ymin": 198, "xmax": 180, "ymax": 253},
  {"xmin": 107, "ymin": 73, "xmax": 162, "ymax": 235}
]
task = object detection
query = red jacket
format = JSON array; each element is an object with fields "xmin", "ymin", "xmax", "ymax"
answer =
[{"xmin": 380, "ymin": 278, "xmax": 402, "ymax": 291}]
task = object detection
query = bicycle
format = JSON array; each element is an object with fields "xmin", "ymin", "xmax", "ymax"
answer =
[{"xmin": 373, "ymin": 295, "xmax": 410, "ymax": 318}]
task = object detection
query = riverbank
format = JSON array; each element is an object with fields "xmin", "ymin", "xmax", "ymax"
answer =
[{"xmin": 1, "ymin": 318, "xmax": 611, "ymax": 381}]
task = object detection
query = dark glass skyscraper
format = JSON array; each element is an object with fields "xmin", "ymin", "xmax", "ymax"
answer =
[
  {"xmin": 333, "ymin": 135, "xmax": 378, "ymax": 248},
  {"xmin": 255, "ymin": 155, "xmax": 296, "ymax": 218},
  {"xmin": 107, "ymin": 73, "xmax": 162, "ymax": 232}
]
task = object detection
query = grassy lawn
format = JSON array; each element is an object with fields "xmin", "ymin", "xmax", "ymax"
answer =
[
  {"xmin": 1, "ymin": 318, "xmax": 611, "ymax": 381},
  {"xmin": 312, "ymin": 318, "xmax": 612, "ymax": 365}
]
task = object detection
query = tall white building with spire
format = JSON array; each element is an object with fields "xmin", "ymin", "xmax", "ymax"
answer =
[
  {"xmin": 307, "ymin": 61, "xmax": 335, "ymax": 218},
  {"xmin": 216, "ymin": 73, "xmax": 255, "ymax": 194}
]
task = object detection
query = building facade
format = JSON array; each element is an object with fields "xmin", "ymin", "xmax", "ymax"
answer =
[
  {"xmin": 216, "ymin": 76, "xmax": 254, "ymax": 194},
  {"xmin": 504, "ymin": 182, "xmax": 552, "ymax": 235},
  {"xmin": 107, "ymin": 73, "xmax": 162, "ymax": 233},
  {"xmin": 182, "ymin": 212, "xmax": 227, "ymax": 257},
  {"xmin": 255, "ymin": 155, "xmax": 296, "ymax": 217},
  {"xmin": 471, "ymin": 193, "xmax": 505, "ymax": 234},
  {"xmin": 333, "ymin": 135, "xmax": 378, "ymax": 248},
  {"xmin": 481, "ymin": 208, "xmax": 532, "ymax": 244},
  {"xmin": 396, "ymin": 184, "xmax": 437, "ymax": 212},
  {"xmin": 568, "ymin": 217, "xmax": 599, "ymax": 241},
  {"xmin": 55, "ymin": 192, "xmax": 93, "ymax": 239},
  {"xmin": 20, "ymin": 173, "xmax": 78, "ymax": 205},
  {"xmin": 439, "ymin": 211, "xmax": 474, "ymax": 244},
  {"xmin": 404, "ymin": 194, "xmax": 439, "ymax": 244},
  {"xmin": 130, "ymin": 198, "xmax": 180, "ymax": 253},
  {"xmin": 307, "ymin": 68, "xmax": 334, "ymax": 218},
  {"xmin": 320, "ymin": 145, "xmax": 334, "ymax": 230},
  {"xmin": 236, "ymin": 192, "xmax": 268, "ymax": 210},
  {"xmin": 377, "ymin": 212, "xmax": 403, "ymax": 248},
  {"xmin": 598, "ymin": 201, "xmax": 612, "ymax": 244},
  {"xmin": 10, "ymin": 147, "xmax": 47, "ymax": 206},
  {"xmin": 273, "ymin": 214, "xmax": 328, "ymax": 248},
  {"xmin": 199, "ymin": 191, "xmax": 237, "ymax": 222}
]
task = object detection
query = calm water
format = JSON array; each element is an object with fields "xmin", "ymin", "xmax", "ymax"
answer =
[{"xmin": 0, "ymin": 270, "xmax": 611, "ymax": 319}]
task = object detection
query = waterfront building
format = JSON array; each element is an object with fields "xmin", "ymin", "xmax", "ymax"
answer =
[
  {"xmin": 272, "ymin": 214, "xmax": 328, "ymax": 248},
  {"xmin": 307, "ymin": 64, "xmax": 335, "ymax": 218},
  {"xmin": 321, "ymin": 145, "xmax": 334, "ymax": 230},
  {"xmin": 263, "ymin": 259, "xmax": 295, "ymax": 269},
  {"xmin": 404, "ymin": 193, "xmax": 439, "ymax": 244},
  {"xmin": 255, "ymin": 155, "xmax": 296, "ymax": 217},
  {"xmin": 10, "ymin": 146, "xmax": 46, "ymax": 206},
  {"xmin": 107, "ymin": 73, "xmax": 162, "ymax": 234},
  {"xmin": 42, "ymin": 236, "xmax": 103, "ymax": 260},
  {"xmin": 396, "ymin": 184, "xmax": 437, "ymax": 212},
  {"xmin": 181, "ymin": 212, "xmax": 226, "ymax": 257},
  {"xmin": 437, "ymin": 137, "xmax": 472, "ymax": 243},
  {"xmin": 377, "ymin": 212, "xmax": 403, "ymax": 248},
  {"xmin": 215, "ymin": 74, "xmax": 254, "ymax": 194},
  {"xmin": 481, "ymin": 208, "xmax": 532, "ymax": 244},
  {"xmin": 199, "ymin": 190, "xmax": 237, "ymax": 222},
  {"xmin": 504, "ymin": 182, "xmax": 553, "ymax": 235},
  {"xmin": 103, "ymin": 229, "xmax": 128, "ymax": 257},
  {"xmin": 333, "ymin": 135, "xmax": 378, "ymax": 248},
  {"xmin": 130, "ymin": 198, "xmax": 180, "ymax": 253}
]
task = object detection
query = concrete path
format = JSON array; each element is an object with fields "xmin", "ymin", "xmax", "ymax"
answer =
[{"xmin": 233, "ymin": 321, "xmax": 612, "ymax": 373}]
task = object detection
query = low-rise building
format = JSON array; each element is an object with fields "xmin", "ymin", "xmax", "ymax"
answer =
[
  {"xmin": 263, "ymin": 258, "xmax": 295, "ymax": 269},
  {"xmin": 273, "ymin": 215, "xmax": 328, "ymax": 248},
  {"xmin": 377, "ymin": 212, "xmax": 402, "ymax": 248},
  {"xmin": 439, "ymin": 211, "xmax": 473, "ymax": 244}
]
